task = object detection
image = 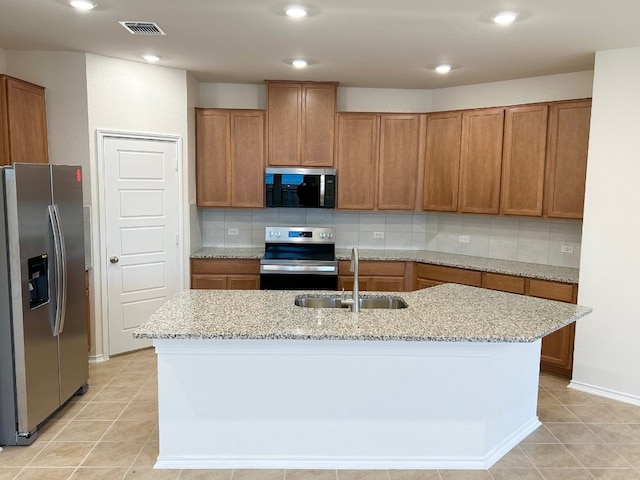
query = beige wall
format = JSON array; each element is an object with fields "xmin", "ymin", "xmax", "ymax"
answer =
[
  {"xmin": 5, "ymin": 51, "xmax": 91, "ymax": 202},
  {"xmin": 0, "ymin": 48, "xmax": 6, "ymax": 73},
  {"xmin": 431, "ymin": 71, "xmax": 594, "ymax": 111},
  {"xmin": 572, "ymin": 46, "xmax": 640, "ymax": 404},
  {"xmin": 198, "ymin": 71, "xmax": 592, "ymax": 112},
  {"xmin": 84, "ymin": 54, "xmax": 190, "ymax": 360}
]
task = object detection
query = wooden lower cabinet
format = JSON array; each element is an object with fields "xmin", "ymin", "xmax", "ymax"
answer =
[
  {"xmin": 414, "ymin": 263, "xmax": 482, "ymax": 290},
  {"xmin": 415, "ymin": 267, "xmax": 578, "ymax": 378},
  {"xmin": 527, "ymin": 279, "xmax": 577, "ymax": 378},
  {"xmin": 482, "ymin": 273, "xmax": 577, "ymax": 378},
  {"xmin": 190, "ymin": 259, "xmax": 260, "ymax": 290},
  {"xmin": 338, "ymin": 260, "xmax": 410, "ymax": 292}
]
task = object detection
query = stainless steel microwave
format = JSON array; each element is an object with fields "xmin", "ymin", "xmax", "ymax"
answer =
[{"xmin": 265, "ymin": 168, "xmax": 336, "ymax": 208}]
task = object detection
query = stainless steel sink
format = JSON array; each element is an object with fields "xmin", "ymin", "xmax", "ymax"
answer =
[{"xmin": 294, "ymin": 294, "xmax": 408, "ymax": 310}]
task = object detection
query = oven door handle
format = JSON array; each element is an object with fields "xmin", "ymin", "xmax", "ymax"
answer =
[{"xmin": 260, "ymin": 264, "xmax": 337, "ymax": 274}]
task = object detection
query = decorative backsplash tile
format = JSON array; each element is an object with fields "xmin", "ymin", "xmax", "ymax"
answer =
[{"xmin": 198, "ymin": 208, "xmax": 582, "ymax": 268}]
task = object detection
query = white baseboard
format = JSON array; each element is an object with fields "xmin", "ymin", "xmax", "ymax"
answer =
[
  {"xmin": 154, "ymin": 418, "xmax": 540, "ymax": 471},
  {"xmin": 569, "ymin": 380, "xmax": 640, "ymax": 406},
  {"xmin": 89, "ymin": 354, "xmax": 107, "ymax": 364}
]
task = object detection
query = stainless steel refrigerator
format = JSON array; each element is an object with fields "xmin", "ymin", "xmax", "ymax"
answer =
[{"xmin": 0, "ymin": 163, "xmax": 88, "ymax": 446}]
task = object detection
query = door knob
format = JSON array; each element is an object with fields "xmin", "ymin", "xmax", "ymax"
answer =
[{"xmin": 110, "ymin": 256, "xmax": 119, "ymax": 264}]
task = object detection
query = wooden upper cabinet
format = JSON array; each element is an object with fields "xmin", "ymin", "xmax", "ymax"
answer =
[
  {"xmin": 335, "ymin": 113, "xmax": 379, "ymax": 210},
  {"xmin": 302, "ymin": 84, "xmax": 336, "ymax": 166},
  {"xmin": 0, "ymin": 75, "xmax": 49, "ymax": 166},
  {"xmin": 544, "ymin": 100, "xmax": 591, "ymax": 219},
  {"xmin": 266, "ymin": 82, "xmax": 301, "ymax": 166},
  {"xmin": 377, "ymin": 114, "xmax": 421, "ymax": 210},
  {"xmin": 423, "ymin": 111, "xmax": 462, "ymax": 212},
  {"xmin": 458, "ymin": 108, "xmax": 504, "ymax": 214},
  {"xmin": 230, "ymin": 111, "xmax": 265, "ymax": 207},
  {"xmin": 196, "ymin": 109, "xmax": 264, "ymax": 208},
  {"xmin": 501, "ymin": 104, "xmax": 548, "ymax": 216},
  {"xmin": 196, "ymin": 109, "xmax": 231, "ymax": 206},
  {"xmin": 266, "ymin": 81, "xmax": 337, "ymax": 167}
]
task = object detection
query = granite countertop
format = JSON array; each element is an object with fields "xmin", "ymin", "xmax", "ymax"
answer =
[
  {"xmin": 191, "ymin": 247, "xmax": 579, "ymax": 284},
  {"xmin": 134, "ymin": 283, "xmax": 591, "ymax": 343}
]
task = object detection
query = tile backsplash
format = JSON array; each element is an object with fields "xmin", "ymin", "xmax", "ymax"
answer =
[{"xmin": 199, "ymin": 208, "xmax": 582, "ymax": 268}]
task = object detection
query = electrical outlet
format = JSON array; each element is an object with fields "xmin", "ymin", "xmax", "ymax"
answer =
[
  {"xmin": 373, "ymin": 231, "xmax": 385, "ymax": 239},
  {"xmin": 227, "ymin": 228, "xmax": 239, "ymax": 236},
  {"xmin": 458, "ymin": 235, "xmax": 470, "ymax": 243},
  {"xmin": 561, "ymin": 245, "xmax": 574, "ymax": 254}
]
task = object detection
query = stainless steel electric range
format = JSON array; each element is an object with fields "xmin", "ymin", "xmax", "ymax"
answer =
[{"xmin": 259, "ymin": 226, "xmax": 338, "ymax": 290}]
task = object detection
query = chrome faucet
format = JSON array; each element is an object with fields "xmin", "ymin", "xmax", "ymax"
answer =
[{"xmin": 350, "ymin": 246, "xmax": 360, "ymax": 312}]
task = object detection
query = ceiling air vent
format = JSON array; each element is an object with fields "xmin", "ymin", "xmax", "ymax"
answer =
[{"xmin": 119, "ymin": 21, "xmax": 166, "ymax": 36}]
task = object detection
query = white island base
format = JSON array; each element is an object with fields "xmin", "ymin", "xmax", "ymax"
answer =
[{"xmin": 153, "ymin": 338, "xmax": 541, "ymax": 470}]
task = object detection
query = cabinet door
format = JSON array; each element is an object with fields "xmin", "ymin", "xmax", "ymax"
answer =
[
  {"xmin": 415, "ymin": 264, "xmax": 482, "ymax": 287},
  {"xmin": 267, "ymin": 82, "xmax": 302, "ymax": 166},
  {"xmin": 414, "ymin": 278, "xmax": 444, "ymax": 290},
  {"xmin": 369, "ymin": 277, "xmax": 406, "ymax": 292},
  {"xmin": 191, "ymin": 274, "xmax": 228, "ymax": 289},
  {"xmin": 501, "ymin": 105, "xmax": 548, "ymax": 216},
  {"xmin": 227, "ymin": 275, "xmax": 260, "ymax": 290},
  {"xmin": 423, "ymin": 112, "xmax": 462, "ymax": 212},
  {"xmin": 335, "ymin": 113, "xmax": 378, "ymax": 210},
  {"xmin": 481, "ymin": 272, "xmax": 526, "ymax": 294},
  {"xmin": 196, "ymin": 109, "xmax": 231, "ymax": 206},
  {"xmin": 545, "ymin": 100, "xmax": 591, "ymax": 219},
  {"xmin": 378, "ymin": 114, "xmax": 421, "ymax": 210},
  {"xmin": 302, "ymin": 84, "xmax": 336, "ymax": 167},
  {"xmin": 231, "ymin": 111, "xmax": 265, "ymax": 207},
  {"xmin": 338, "ymin": 276, "xmax": 372, "ymax": 292},
  {"xmin": 459, "ymin": 108, "xmax": 504, "ymax": 214},
  {"xmin": 0, "ymin": 76, "xmax": 48, "ymax": 165}
]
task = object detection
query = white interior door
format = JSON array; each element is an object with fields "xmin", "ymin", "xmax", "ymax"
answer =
[{"xmin": 104, "ymin": 135, "xmax": 180, "ymax": 355}]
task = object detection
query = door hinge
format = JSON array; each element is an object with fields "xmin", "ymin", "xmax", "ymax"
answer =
[{"xmin": 176, "ymin": 234, "xmax": 180, "ymax": 245}]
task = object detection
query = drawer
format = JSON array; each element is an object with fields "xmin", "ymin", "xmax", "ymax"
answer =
[
  {"xmin": 415, "ymin": 264, "xmax": 482, "ymax": 286},
  {"xmin": 482, "ymin": 272, "xmax": 526, "ymax": 294},
  {"xmin": 528, "ymin": 279, "xmax": 576, "ymax": 303},
  {"xmin": 191, "ymin": 258, "xmax": 260, "ymax": 275},
  {"xmin": 338, "ymin": 260, "xmax": 405, "ymax": 276}
]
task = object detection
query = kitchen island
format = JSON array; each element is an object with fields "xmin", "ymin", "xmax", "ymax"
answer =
[{"xmin": 135, "ymin": 284, "xmax": 591, "ymax": 470}]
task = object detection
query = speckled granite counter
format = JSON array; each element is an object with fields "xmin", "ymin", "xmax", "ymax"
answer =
[
  {"xmin": 135, "ymin": 283, "xmax": 591, "ymax": 343},
  {"xmin": 191, "ymin": 247, "xmax": 579, "ymax": 284}
]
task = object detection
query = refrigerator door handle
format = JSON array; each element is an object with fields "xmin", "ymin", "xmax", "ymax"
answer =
[{"xmin": 48, "ymin": 204, "xmax": 67, "ymax": 336}]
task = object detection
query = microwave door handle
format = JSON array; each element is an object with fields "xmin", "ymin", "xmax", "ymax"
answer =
[{"xmin": 319, "ymin": 175, "xmax": 325, "ymax": 207}]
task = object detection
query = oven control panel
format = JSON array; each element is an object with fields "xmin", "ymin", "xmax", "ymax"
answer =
[{"xmin": 265, "ymin": 226, "xmax": 335, "ymax": 243}]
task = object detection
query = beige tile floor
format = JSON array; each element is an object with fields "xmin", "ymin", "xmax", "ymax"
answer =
[{"xmin": 2, "ymin": 348, "xmax": 640, "ymax": 479}]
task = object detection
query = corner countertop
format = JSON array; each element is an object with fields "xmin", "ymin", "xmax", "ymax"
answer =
[
  {"xmin": 134, "ymin": 283, "xmax": 591, "ymax": 343},
  {"xmin": 190, "ymin": 247, "xmax": 579, "ymax": 284}
]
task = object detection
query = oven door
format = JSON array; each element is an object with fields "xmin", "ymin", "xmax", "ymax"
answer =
[{"xmin": 260, "ymin": 260, "xmax": 338, "ymax": 290}]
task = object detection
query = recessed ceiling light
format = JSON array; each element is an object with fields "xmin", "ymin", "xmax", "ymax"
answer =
[
  {"xmin": 142, "ymin": 54, "xmax": 160, "ymax": 63},
  {"xmin": 435, "ymin": 64, "xmax": 452, "ymax": 74},
  {"xmin": 285, "ymin": 6, "xmax": 308, "ymax": 18},
  {"xmin": 70, "ymin": 0, "xmax": 96, "ymax": 10},
  {"xmin": 492, "ymin": 12, "xmax": 518, "ymax": 24},
  {"xmin": 292, "ymin": 59, "xmax": 308, "ymax": 68}
]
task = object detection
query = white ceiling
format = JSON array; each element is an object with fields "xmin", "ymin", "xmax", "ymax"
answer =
[{"xmin": 2, "ymin": 0, "xmax": 640, "ymax": 89}]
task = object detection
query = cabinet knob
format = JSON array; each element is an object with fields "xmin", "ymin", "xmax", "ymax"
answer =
[{"xmin": 110, "ymin": 256, "xmax": 119, "ymax": 264}]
